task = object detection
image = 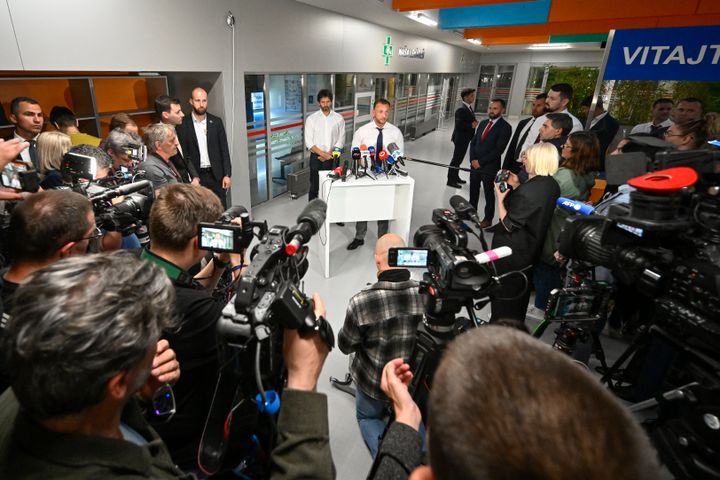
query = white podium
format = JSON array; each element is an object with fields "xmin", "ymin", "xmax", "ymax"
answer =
[{"xmin": 318, "ymin": 173, "xmax": 415, "ymax": 278}]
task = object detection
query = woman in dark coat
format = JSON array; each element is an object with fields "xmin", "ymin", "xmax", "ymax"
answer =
[{"xmin": 488, "ymin": 142, "xmax": 561, "ymax": 322}]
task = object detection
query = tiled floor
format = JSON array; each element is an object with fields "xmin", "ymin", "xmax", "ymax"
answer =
[{"xmin": 252, "ymin": 124, "xmax": 669, "ymax": 479}]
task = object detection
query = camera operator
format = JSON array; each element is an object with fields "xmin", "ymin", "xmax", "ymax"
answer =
[
  {"xmin": 369, "ymin": 326, "xmax": 660, "ymax": 480},
  {"xmin": 104, "ymin": 127, "xmax": 143, "ymax": 173},
  {"xmin": 142, "ymin": 183, "xmax": 245, "ymax": 470},
  {"xmin": 141, "ymin": 123, "xmax": 182, "ymax": 190},
  {"xmin": 488, "ymin": 142, "xmax": 560, "ymax": 322},
  {"xmin": 338, "ymin": 233, "xmax": 425, "ymax": 458},
  {"xmin": 0, "ymin": 252, "xmax": 185, "ymax": 479}
]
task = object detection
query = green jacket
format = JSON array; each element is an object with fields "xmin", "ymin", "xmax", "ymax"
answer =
[{"xmin": 540, "ymin": 167, "xmax": 596, "ymax": 265}]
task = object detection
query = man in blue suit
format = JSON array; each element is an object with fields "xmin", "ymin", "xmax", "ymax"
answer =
[
  {"xmin": 447, "ymin": 88, "xmax": 478, "ymax": 188},
  {"xmin": 469, "ymin": 99, "xmax": 512, "ymax": 228}
]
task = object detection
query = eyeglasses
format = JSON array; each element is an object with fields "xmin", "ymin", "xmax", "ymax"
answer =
[{"xmin": 78, "ymin": 226, "xmax": 104, "ymax": 242}]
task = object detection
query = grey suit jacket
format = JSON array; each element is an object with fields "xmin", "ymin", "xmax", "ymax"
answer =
[{"xmin": 140, "ymin": 154, "xmax": 179, "ymax": 191}]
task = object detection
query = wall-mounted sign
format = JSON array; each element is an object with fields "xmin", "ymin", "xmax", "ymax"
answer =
[
  {"xmin": 383, "ymin": 36, "xmax": 393, "ymax": 66},
  {"xmin": 604, "ymin": 25, "xmax": 720, "ymax": 81},
  {"xmin": 398, "ymin": 46, "xmax": 425, "ymax": 59}
]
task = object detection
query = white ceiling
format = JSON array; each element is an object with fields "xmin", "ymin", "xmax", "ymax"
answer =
[{"xmin": 293, "ymin": 0, "xmax": 604, "ymax": 53}]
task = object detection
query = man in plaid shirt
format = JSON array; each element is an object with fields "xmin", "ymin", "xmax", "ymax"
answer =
[{"xmin": 338, "ymin": 233, "xmax": 425, "ymax": 458}]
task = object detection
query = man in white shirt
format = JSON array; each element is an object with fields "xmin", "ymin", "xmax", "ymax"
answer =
[
  {"xmin": 347, "ymin": 99, "xmax": 404, "ymax": 251},
  {"xmin": 6, "ymin": 97, "xmax": 43, "ymax": 169},
  {"xmin": 519, "ymin": 83, "xmax": 582, "ymax": 156},
  {"xmin": 630, "ymin": 98, "xmax": 673, "ymax": 138},
  {"xmin": 305, "ymin": 89, "xmax": 345, "ymax": 201},
  {"xmin": 177, "ymin": 87, "xmax": 232, "ymax": 208},
  {"xmin": 155, "ymin": 95, "xmax": 200, "ymax": 185}
]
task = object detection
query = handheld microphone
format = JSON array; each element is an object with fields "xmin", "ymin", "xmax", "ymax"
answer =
[
  {"xmin": 351, "ymin": 147, "xmax": 361, "ymax": 176},
  {"xmin": 449, "ymin": 195, "xmax": 482, "ymax": 225},
  {"xmin": 377, "ymin": 149, "xmax": 388, "ymax": 173},
  {"xmin": 285, "ymin": 199, "xmax": 327, "ymax": 255},
  {"xmin": 359, "ymin": 143, "xmax": 368, "ymax": 168},
  {"xmin": 557, "ymin": 197, "xmax": 595, "ymax": 216},
  {"xmin": 89, "ymin": 180, "xmax": 152, "ymax": 201},
  {"xmin": 341, "ymin": 160, "xmax": 349, "ymax": 182},
  {"xmin": 474, "ymin": 246, "xmax": 512, "ymax": 265}
]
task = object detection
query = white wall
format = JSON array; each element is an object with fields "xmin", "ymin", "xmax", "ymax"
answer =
[
  {"xmin": 478, "ymin": 50, "xmax": 605, "ymax": 117},
  {"xmin": 1, "ymin": 0, "xmax": 481, "ymax": 208}
]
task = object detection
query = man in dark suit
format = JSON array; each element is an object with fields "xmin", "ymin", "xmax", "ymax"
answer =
[
  {"xmin": 581, "ymin": 96, "xmax": 619, "ymax": 172},
  {"xmin": 469, "ymin": 98, "xmax": 512, "ymax": 228},
  {"xmin": 5, "ymin": 97, "xmax": 43, "ymax": 168},
  {"xmin": 502, "ymin": 93, "xmax": 546, "ymax": 173},
  {"xmin": 155, "ymin": 95, "xmax": 200, "ymax": 185},
  {"xmin": 447, "ymin": 88, "xmax": 478, "ymax": 188},
  {"xmin": 177, "ymin": 87, "xmax": 232, "ymax": 207}
]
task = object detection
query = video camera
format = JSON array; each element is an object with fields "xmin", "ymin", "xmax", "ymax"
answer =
[
  {"xmin": 63, "ymin": 151, "xmax": 154, "ymax": 244},
  {"xmin": 554, "ymin": 148, "xmax": 720, "ymax": 480},
  {"xmin": 198, "ymin": 199, "xmax": 334, "ymax": 476}
]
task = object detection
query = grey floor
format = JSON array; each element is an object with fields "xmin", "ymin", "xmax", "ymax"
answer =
[{"xmin": 253, "ymin": 124, "xmax": 670, "ymax": 479}]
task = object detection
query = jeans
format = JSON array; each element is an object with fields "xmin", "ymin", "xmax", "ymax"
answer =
[
  {"xmin": 355, "ymin": 389, "xmax": 387, "ymax": 459},
  {"xmin": 533, "ymin": 261, "xmax": 563, "ymax": 310}
]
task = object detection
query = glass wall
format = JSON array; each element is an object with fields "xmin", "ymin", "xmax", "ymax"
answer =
[
  {"xmin": 475, "ymin": 64, "xmax": 516, "ymax": 114},
  {"xmin": 522, "ymin": 65, "xmax": 547, "ymax": 115},
  {"xmin": 244, "ymin": 74, "xmax": 268, "ymax": 205},
  {"xmin": 268, "ymin": 74, "xmax": 304, "ymax": 198},
  {"xmin": 306, "ymin": 74, "xmax": 332, "ymax": 116},
  {"xmin": 334, "ymin": 74, "xmax": 355, "ymax": 147}
]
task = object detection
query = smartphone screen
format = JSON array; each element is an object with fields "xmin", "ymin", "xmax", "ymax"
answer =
[
  {"xmin": 1, "ymin": 161, "xmax": 29, "ymax": 189},
  {"xmin": 388, "ymin": 247, "xmax": 429, "ymax": 268}
]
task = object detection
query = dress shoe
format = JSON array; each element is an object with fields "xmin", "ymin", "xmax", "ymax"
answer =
[
  {"xmin": 457, "ymin": 179, "xmax": 467, "ymax": 184},
  {"xmin": 446, "ymin": 182, "xmax": 462, "ymax": 189},
  {"xmin": 479, "ymin": 219, "xmax": 492, "ymax": 229},
  {"xmin": 337, "ymin": 222, "xmax": 345, "ymax": 226},
  {"xmin": 347, "ymin": 238, "xmax": 364, "ymax": 250}
]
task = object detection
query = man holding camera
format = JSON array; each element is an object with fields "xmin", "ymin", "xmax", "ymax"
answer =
[
  {"xmin": 369, "ymin": 326, "xmax": 660, "ymax": 480},
  {"xmin": 338, "ymin": 233, "xmax": 425, "ymax": 458},
  {"xmin": 142, "ymin": 183, "xmax": 245, "ymax": 470}
]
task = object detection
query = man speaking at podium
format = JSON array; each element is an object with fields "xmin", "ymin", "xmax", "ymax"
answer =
[{"xmin": 347, "ymin": 99, "xmax": 404, "ymax": 251}]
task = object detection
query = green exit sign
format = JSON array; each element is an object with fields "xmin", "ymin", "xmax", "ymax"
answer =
[{"xmin": 383, "ymin": 36, "xmax": 393, "ymax": 66}]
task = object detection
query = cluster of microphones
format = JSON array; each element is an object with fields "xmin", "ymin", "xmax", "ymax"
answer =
[{"xmin": 327, "ymin": 142, "xmax": 408, "ymax": 181}]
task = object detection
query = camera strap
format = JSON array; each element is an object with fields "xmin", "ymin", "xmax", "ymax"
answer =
[{"xmin": 140, "ymin": 249, "xmax": 195, "ymax": 286}]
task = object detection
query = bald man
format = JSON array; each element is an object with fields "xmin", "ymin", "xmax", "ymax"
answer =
[
  {"xmin": 338, "ymin": 233, "xmax": 426, "ymax": 458},
  {"xmin": 177, "ymin": 87, "xmax": 232, "ymax": 208}
]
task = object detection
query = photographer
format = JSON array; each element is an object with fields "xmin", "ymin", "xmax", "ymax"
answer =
[
  {"xmin": 142, "ymin": 183, "xmax": 244, "ymax": 470},
  {"xmin": 0, "ymin": 253, "xmax": 184, "ymax": 479},
  {"xmin": 488, "ymin": 143, "xmax": 560, "ymax": 322},
  {"xmin": 338, "ymin": 233, "xmax": 425, "ymax": 458},
  {"xmin": 370, "ymin": 326, "xmax": 660, "ymax": 480},
  {"xmin": 104, "ymin": 127, "xmax": 143, "ymax": 174},
  {"xmin": 532, "ymin": 132, "xmax": 599, "ymax": 315}
]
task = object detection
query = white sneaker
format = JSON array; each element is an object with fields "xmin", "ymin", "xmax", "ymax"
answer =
[{"xmin": 525, "ymin": 305, "xmax": 545, "ymax": 321}]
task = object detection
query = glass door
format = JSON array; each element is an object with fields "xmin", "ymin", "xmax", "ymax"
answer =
[
  {"xmin": 333, "ymin": 74, "xmax": 355, "ymax": 150},
  {"xmin": 268, "ymin": 74, "xmax": 304, "ymax": 199},
  {"xmin": 245, "ymin": 74, "xmax": 269, "ymax": 206}
]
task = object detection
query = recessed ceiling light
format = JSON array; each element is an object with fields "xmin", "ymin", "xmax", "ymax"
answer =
[
  {"xmin": 408, "ymin": 11, "xmax": 438, "ymax": 27},
  {"xmin": 467, "ymin": 39, "xmax": 482, "ymax": 45},
  {"xmin": 528, "ymin": 43, "xmax": 571, "ymax": 50}
]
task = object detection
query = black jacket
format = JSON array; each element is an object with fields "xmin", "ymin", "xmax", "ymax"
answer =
[
  {"xmin": 451, "ymin": 104, "xmax": 476, "ymax": 145},
  {"xmin": 502, "ymin": 116, "xmax": 534, "ymax": 171},
  {"xmin": 176, "ymin": 113, "xmax": 232, "ymax": 181},
  {"xmin": 469, "ymin": 117, "xmax": 512, "ymax": 171},
  {"xmin": 590, "ymin": 113, "xmax": 620, "ymax": 171}
]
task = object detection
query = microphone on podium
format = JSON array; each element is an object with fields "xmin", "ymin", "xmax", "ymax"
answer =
[
  {"xmin": 351, "ymin": 147, "xmax": 361, "ymax": 177},
  {"xmin": 341, "ymin": 160, "xmax": 349, "ymax": 182},
  {"xmin": 359, "ymin": 143, "xmax": 368, "ymax": 168},
  {"xmin": 377, "ymin": 149, "xmax": 388, "ymax": 173}
]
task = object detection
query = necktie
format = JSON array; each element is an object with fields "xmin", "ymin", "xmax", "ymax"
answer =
[
  {"xmin": 480, "ymin": 121, "xmax": 493, "ymax": 142},
  {"xmin": 28, "ymin": 139, "xmax": 38, "ymax": 168},
  {"xmin": 376, "ymin": 127, "xmax": 384, "ymax": 154},
  {"xmin": 515, "ymin": 118, "xmax": 535, "ymax": 160}
]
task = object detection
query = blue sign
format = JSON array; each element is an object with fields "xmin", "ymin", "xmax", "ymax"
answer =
[{"xmin": 604, "ymin": 25, "xmax": 720, "ymax": 81}]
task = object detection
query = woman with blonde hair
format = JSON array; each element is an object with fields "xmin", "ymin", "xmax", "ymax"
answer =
[
  {"xmin": 37, "ymin": 131, "xmax": 71, "ymax": 189},
  {"xmin": 487, "ymin": 142, "xmax": 561, "ymax": 322}
]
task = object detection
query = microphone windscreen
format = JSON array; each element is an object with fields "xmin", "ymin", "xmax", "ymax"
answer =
[{"xmin": 297, "ymin": 198, "xmax": 327, "ymax": 233}]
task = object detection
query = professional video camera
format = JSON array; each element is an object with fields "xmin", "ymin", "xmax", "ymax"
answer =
[
  {"xmin": 198, "ymin": 199, "xmax": 334, "ymax": 477},
  {"xmin": 395, "ymin": 195, "xmax": 512, "ymax": 419},
  {"xmin": 553, "ymin": 148, "xmax": 720, "ymax": 480},
  {"xmin": 63, "ymin": 151, "xmax": 154, "ymax": 245}
]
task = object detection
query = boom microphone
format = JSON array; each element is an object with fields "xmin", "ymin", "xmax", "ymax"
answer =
[
  {"xmin": 89, "ymin": 180, "xmax": 153, "ymax": 201},
  {"xmin": 285, "ymin": 198, "xmax": 327, "ymax": 255},
  {"xmin": 218, "ymin": 205, "xmax": 248, "ymax": 223},
  {"xmin": 557, "ymin": 197, "xmax": 595, "ymax": 216}
]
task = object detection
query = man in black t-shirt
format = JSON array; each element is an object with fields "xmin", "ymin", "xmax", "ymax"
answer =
[{"xmin": 143, "ymin": 183, "xmax": 244, "ymax": 471}]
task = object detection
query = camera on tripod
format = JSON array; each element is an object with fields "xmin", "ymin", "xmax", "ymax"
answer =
[{"xmin": 199, "ymin": 199, "xmax": 334, "ymax": 475}]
